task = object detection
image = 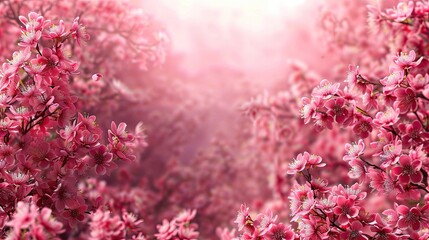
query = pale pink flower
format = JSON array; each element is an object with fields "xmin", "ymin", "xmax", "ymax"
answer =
[
  {"xmin": 311, "ymin": 79, "xmax": 340, "ymax": 99},
  {"xmin": 393, "ymin": 50, "xmax": 423, "ymax": 70}
]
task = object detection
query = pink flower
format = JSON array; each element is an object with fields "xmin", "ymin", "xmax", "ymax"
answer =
[
  {"xmin": 38, "ymin": 208, "xmax": 64, "ymax": 235},
  {"xmin": 108, "ymin": 121, "xmax": 134, "ymax": 143},
  {"xmin": 52, "ymin": 178, "xmax": 80, "ymax": 211},
  {"xmin": 6, "ymin": 201, "xmax": 37, "ymax": 235},
  {"xmin": 353, "ymin": 116, "xmax": 373, "ymax": 139},
  {"xmin": 287, "ymin": 154, "xmax": 307, "ymax": 175},
  {"xmin": 234, "ymin": 204, "xmax": 253, "ymax": 233},
  {"xmin": 62, "ymin": 204, "xmax": 87, "ymax": 226},
  {"xmin": 177, "ymin": 225, "xmax": 199, "ymax": 239},
  {"xmin": 92, "ymin": 73, "xmax": 102, "ymax": 81},
  {"xmin": 378, "ymin": 139, "xmax": 402, "ymax": 168},
  {"xmin": 289, "ymin": 185, "xmax": 315, "ymax": 220},
  {"xmin": 398, "ymin": 120, "xmax": 429, "ymax": 147},
  {"xmin": 299, "ymin": 215, "xmax": 329, "ymax": 239},
  {"xmin": 370, "ymin": 214, "xmax": 397, "ymax": 240},
  {"xmin": 71, "ymin": 17, "xmax": 90, "ymax": 46},
  {"xmin": 19, "ymin": 12, "xmax": 46, "ymax": 32},
  {"xmin": 311, "ymin": 79, "xmax": 340, "ymax": 99},
  {"xmin": 287, "ymin": 152, "xmax": 325, "ymax": 175},
  {"xmin": 345, "ymin": 65, "xmax": 367, "ymax": 93},
  {"xmin": 368, "ymin": 169, "xmax": 395, "ymax": 194},
  {"xmin": 8, "ymin": 48, "xmax": 31, "ymax": 68},
  {"xmin": 373, "ymin": 107, "xmax": 400, "ymax": 126},
  {"xmin": 348, "ymin": 159, "xmax": 367, "ymax": 181},
  {"xmin": 339, "ymin": 221, "xmax": 367, "ymax": 240},
  {"xmin": 314, "ymin": 112, "xmax": 334, "ymax": 131},
  {"xmin": 397, "ymin": 205, "xmax": 422, "ymax": 231},
  {"xmin": 155, "ymin": 220, "xmax": 177, "ymax": 240},
  {"xmin": 325, "ymin": 97, "xmax": 349, "ymax": 124},
  {"xmin": 394, "ymin": 88, "xmax": 418, "ymax": 114},
  {"xmin": 391, "ymin": 155, "xmax": 423, "ymax": 184},
  {"xmin": 175, "ymin": 209, "xmax": 197, "ymax": 225},
  {"xmin": 393, "ymin": 50, "xmax": 423, "ymax": 70},
  {"xmin": 333, "ymin": 196, "xmax": 359, "ymax": 225},
  {"xmin": 344, "ymin": 139, "xmax": 365, "ymax": 162},
  {"xmin": 43, "ymin": 20, "xmax": 67, "ymax": 40},
  {"xmin": 300, "ymin": 97, "xmax": 318, "ymax": 124},
  {"xmin": 88, "ymin": 145, "xmax": 115, "ymax": 175},
  {"xmin": 19, "ymin": 30, "xmax": 42, "ymax": 48},
  {"xmin": 382, "ymin": 208, "xmax": 399, "ymax": 227},
  {"xmin": 265, "ymin": 223, "xmax": 294, "ymax": 240}
]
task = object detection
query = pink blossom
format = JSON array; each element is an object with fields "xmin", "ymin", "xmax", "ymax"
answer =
[
  {"xmin": 386, "ymin": 1, "xmax": 414, "ymax": 22},
  {"xmin": 368, "ymin": 169, "xmax": 395, "ymax": 195},
  {"xmin": 398, "ymin": 120, "xmax": 429, "ymax": 147},
  {"xmin": 348, "ymin": 159, "xmax": 367, "ymax": 181},
  {"xmin": 311, "ymin": 79, "xmax": 340, "ymax": 99},
  {"xmin": 43, "ymin": 20, "xmax": 67, "ymax": 40},
  {"xmin": 19, "ymin": 12, "xmax": 46, "ymax": 32},
  {"xmin": 325, "ymin": 97, "xmax": 349, "ymax": 124},
  {"xmin": 344, "ymin": 139, "xmax": 365, "ymax": 162},
  {"xmin": 391, "ymin": 154, "xmax": 423, "ymax": 184},
  {"xmin": 393, "ymin": 88, "xmax": 418, "ymax": 114},
  {"xmin": 353, "ymin": 116, "xmax": 373, "ymax": 139},
  {"xmin": 393, "ymin": 50, "xmax": 423, "ymax": 70},
  {"xmin": 234, "ymin": 204, "xmax": 252, "ymax": 232},
  {"xmin": 339, "ymin": 221, "xmax": 367, "ymax": 240},
  {"xmin": 396, "ymin": 205, "xmax": 422, "ymax": 231},
  {"xmin": 155, "ymin": 220, "xmax": 177, "ymax": 240},
  {"xmin": 380, "ymin": 68, "xmax": 404, "ymax": 92},
  {"xmin": 298, "ymin": 215, "xmax": 329, "ymax": 239},
  {"xmin": 88, "ymin": 145, "xmax": 115, "ymax": 175},
  {"xmin": 71, "ymin": 17, "xmax": 90, "ymax": 46},
  {"xmin": 373, "ymin": 107, "xmax": 400, "ymax": 126},
  {"xmin": 333, "ymin": 196, "xmax": 360, "ymax": 225},
  {"xmin": 265, "ymin": 223, "xmax": 294, "ymax": 240}
]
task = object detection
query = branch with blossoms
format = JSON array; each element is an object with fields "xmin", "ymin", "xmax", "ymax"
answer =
[
  {"xmin": 0, "ymin": 12, "xmax": 151, "ymax": 239},
  {"xmin": 228, "ymin": 1, "xmax": 429, "ymax": 239}
]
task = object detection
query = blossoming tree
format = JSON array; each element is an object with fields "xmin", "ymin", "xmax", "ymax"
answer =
[{"xmin": 230, "ymin": 1, "xmax": 429, "ymax": 239}]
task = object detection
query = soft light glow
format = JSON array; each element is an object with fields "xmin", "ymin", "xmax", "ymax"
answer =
[{"xmin": 143, "ymin": 0, "xmax": 315, "ymax": 82}]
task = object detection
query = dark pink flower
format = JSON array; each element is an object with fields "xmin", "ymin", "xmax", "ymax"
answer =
[
  {"xmin": 368, "ymin": 169, "xmax": 395, "ymax": 194},
  {"xmin": 88, "ymin": 145, "xmax": 115, "ymax": 175},
  {"xmin": 325, "ymin": 97, "xmax": 349, "ymax": 124},
  {"xmin": 333, "ymin": 196, "xmax": 359, "ymax": 225},
  {"xmin": 397, "ymin": 205, "xmax": 422, "ymax": 231},
  {"xmin": 394, "ymin": 88, "xmax": 418, "ymax": 114},
  {"xmin": 265, "ymin": 223, "xmax": 294, "ymax": 240},
  {"xmin": 398, "ymin": 120, "xmax": 429, "ymax": 147},
  {"xmin": 339, "ymin": 221, "xmax": 367, "ymax": 240},
  {"xmin": 353, "ymin": 116, "xmax": 373, "ymax": 139},
  {"xmin": 63, "ymin": 204, "xmax": 87, "ymax": 226},
  {"xmin": 19, "ymin": 12, "xmax": 46, "ymax": 32},
  {"xmin": 391, "ymin": 155, "xmax": 422, "ymax": 184}
]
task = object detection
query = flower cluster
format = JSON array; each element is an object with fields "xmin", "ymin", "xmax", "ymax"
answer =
[
  {"xmin": 232, "ymin": 1, "xmax": 429, "ymax": 239},
  {"xmin": 232, "ymin": 204, "xmax": 294, "ymax": 240},
  {"xmin": 0, "ymin": 12, "xmax": 148, "ymax": 238},
  {"xmin": 155, "ymin": 209, "xmax": 199, "ymax": 240}
]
